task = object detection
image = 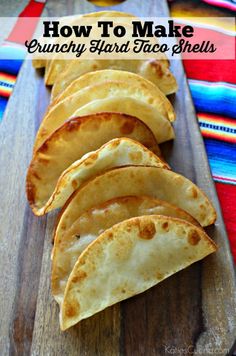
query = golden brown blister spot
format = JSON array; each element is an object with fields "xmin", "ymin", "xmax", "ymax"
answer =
[
  {"xmin": 38, "ymin": 157, "xmax": 50, "ymax": 164},
  {"xmin": 162, "ymin": 222, "xmax": 169, "ymax": 231},
  {"xmin": 129, "ymin": 151, "xmax": 143, "ymax": 163},
  {"xmin": 40, "ymin": 127, "xmax": 47, "ymax": 136},
  {"xmin": 79, "ymin": 258, "xmax": 86, "ymax": 266},
  {"xmin": 109, "ymin": 139, "xmax": 120, "ymax": 148},
  {"xmin": 71, "ymin": 270, "xmax": 87, "ymax": 283},
  {"xmin": 108, "ymin": 232, "xmax": 113, "ymax": 239},
  {"xmin": 65, "ymin": 120, "xmax": 79, "ymax": 132},
  {"xmin": 150, "ymin": 60, "xmax": 164, "ymax": 78},
  {"xmin": 191, "ymin": 187, "xmax": 198, "ymax": 199},
  {"xmin": 32, "ymin": 170, "xmax": 41, "ymax": 180},
  {"xmin": 83, "ymin": 152, "xmax": 99, "ymax": 166},
  {"xmin": 156, "ymin": 272, "xmax": 164, "ymax": 280},
  {"xmin": 140, "ymin": 83, "xmax": 148, "ymax": 90},
  {"xmin": 64, "ymin": 300, "xmax": 80, "ymax": 318},
  {"xmin": 188, "ymin": 230, "xmax": 201, "ymax": 246},
  {"xmin": 120, "ymin": 120, "xmax": 135, "ymax": 134},
  {"xmin": 139, "ymin": 221, "xmax": 156, "ymax": 240},
  {"xmin": 71, "ymin": 179, "xmax": 78, "ymax": 189}
]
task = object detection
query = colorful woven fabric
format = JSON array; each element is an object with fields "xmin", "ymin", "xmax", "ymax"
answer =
[
  {"xmin": 169, "ymin": 0, "xmax": 236, "ymax": 262},
  {"xmin": 0, "ymin": 0, "xmax": 46, "ymax": 121}
]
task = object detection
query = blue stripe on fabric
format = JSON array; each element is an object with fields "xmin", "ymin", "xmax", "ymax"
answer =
[
  {"xmin": 0, "ymin": 97, "xmax": 8, "ymax": 121},
  {"xmin": 189, "ymin": 81, "xmax": 236, "ymax": 119},
  {"xmin": 204, "ymin": 138, "xmax": 236, "ymax": 184},
  {"xmin": 0, "ymin": 46, "xmax": 25, "ymax": 75},
  {"xmin": 0, "ymin": 59, "xmax": 23, "ymax": 76}
]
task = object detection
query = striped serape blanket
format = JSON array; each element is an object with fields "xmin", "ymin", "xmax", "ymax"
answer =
[
  {"xmin": 0, "ymin": 0, "xmax": 46, "ymax": 116},
  {"xmin": 169, "ymin": 0, "xmax": 236, "ymax": 262}
]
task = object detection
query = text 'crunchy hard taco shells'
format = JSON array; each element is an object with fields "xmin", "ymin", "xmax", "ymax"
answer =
[
  {"xmin": 52, "ymin": 195, "xmax": 200, "ymax": 305},
  {"xmin": 26, "ymin": 113, "xmax": 162, "ymax": 215},
  {"xmin": 32, "ymin": 11, "xmax": 135, "ymax": 69},
  {"xmin": 44, "ymin": 18, "xmax": 172, "ymax": 88},
  {"xmin": 60, "ymin": 215, "xmax": 217, "ymax": 330},
  {"xmin": 54, "ymin": 166, "xmax": 216, "ymax": 245},
  {"xmin": 35, "ymin": 78, "xmax": 175, "ymax": 150},
  {"xmin": 27, "ymin": 137, "xmax": 166, "ymax": 216}
]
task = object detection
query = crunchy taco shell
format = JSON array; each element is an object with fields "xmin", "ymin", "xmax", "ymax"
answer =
[
  {"xmin": 52, "ymin": 195, "xmax": 200, "ymax": 305},
  {"xmin": 54, "ymin": 166, "xmax": 216, "ymax": 246},
  {"xmin": 51, "ymin": 58, "xmax": 177, "ymax": 100},
  {"xmin": 49, "ymin": 70, "xmax": 175, "ymax": 121},
  {"xmin": 35, "ymin": 79, "xmax": 175, "ymax": 150},
  {"xmin": 27, "ymin": 137, "xmax": 165, "ymax": 216},
  {"xmin": 71, "ymin": 97, "xmax": 175, "ymax": 144},
  {"xmin": 60, "ymin": 215, "xmax": 217, "ymax": 330},
  {"xmin": 26, "ymin": 115, "xmax": 161, "ymax": 215}
]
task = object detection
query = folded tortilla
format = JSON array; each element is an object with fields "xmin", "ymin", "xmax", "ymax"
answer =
[
  {"xmin": 71, "ymin": 97, "xmax": 175, "ymax": 144},
  {"xmin": 54, "ymin": 166, "xmax": 216, "ymax": 246},
  {"xmin": 60, "ymin": 215, "xmax": 217, "ymax": 330},
  {"xmin": 34, "ymin": 79, "xmax": 175, "ymax": 150},
  {"xmin": 27, "ymin": 137, "xmax": 165, "ymax": 216},
  {"xmin": 52, "ymin": 195, "xmax": 200, "ymax": 305},
  {"xmin": 48, "ymin": 70, "xmax": 175, "ymax": 121},
  {"xmin": 51, "ymin": 58, "xmax": 177, "ymax": 100},
  {"xmin": 26, "ymin": 115, "xmax": 161, "ymax": 215}
]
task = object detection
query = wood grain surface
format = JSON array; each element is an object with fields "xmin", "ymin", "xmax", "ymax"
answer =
[{"xmin": 0, "ymin": 0, "xmax": 235, "ymax": 355}]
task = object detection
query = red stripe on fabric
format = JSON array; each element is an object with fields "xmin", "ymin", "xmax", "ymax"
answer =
[
  {"xmin": 178, "ymin": 24, "xmax": 235, "ymax": 60},
  {"xmin": 7, "ymin": 0, "xmax": 46, "ymax": 45},
  {"xmin": 198, "ymin": 113, "xmax": 236, "ymax": 143},
  {"xmin": 216, "ymin": 182, "xmax": 236, "ymax": 263},
  {"xmin": 0, "ymin": 72, "xmax": 16, "ymax": 82},
  {"xmin": 18, "ymin": 0, "xmax": 46, "ymax": 17},
  {"xmin": 183, "ymin": 59, "xmax": 236, "ymax": 84},
  {"xmin": 202, "ymin": 130, "xmax": 236, "ymax": 143},
  {"xmin": 198, "ymin": 112, "xmax": 236, "ymax": 126},
  {"xmin": 0, "ymin": 89, "xmax": 12, "ymax": 98}
]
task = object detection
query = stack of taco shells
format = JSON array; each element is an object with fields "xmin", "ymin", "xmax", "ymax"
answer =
[{"xmin": 26, "ymin": 11, "xmax": 217, "ymax": 331}]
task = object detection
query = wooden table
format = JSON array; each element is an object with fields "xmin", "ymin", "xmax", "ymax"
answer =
[{"xmin": 0, "ymin": 1, "xmax": 236, "ymax": 355}]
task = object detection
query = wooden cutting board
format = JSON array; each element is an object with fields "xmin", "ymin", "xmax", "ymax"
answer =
[{"xmin": 0, "ymin": 0, "xmax": 235, "ymax": 355}]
